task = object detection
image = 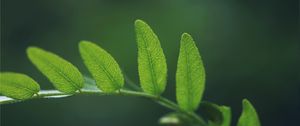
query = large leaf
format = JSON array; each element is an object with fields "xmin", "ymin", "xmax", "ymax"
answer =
[
  {"xmin": 199, "ymin": 102, "xmax": 231, "ymax": 126},
  {"xmin": 237, "ymin": 99, "xmax": 261, "ymax": 126},
  {"xmin": 79, "ymin": 41, "xmax": 124, "ymax": 92},
  {"xmin": 135, "ymin": 19, "xmax": 167, "ymax": 95},
  {"xmin": 0, "ymin": 72, "xmax": 40, "ymax": 100},
  {"xmin": 176, "ymin": 33, "xmax": 205, "ymax": 111},
  {"xmin": 27, "ymin": 47, "xmax": 84, "ymax": 93}
]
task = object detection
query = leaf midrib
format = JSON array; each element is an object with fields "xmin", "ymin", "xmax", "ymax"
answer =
[
  {"xmin": 139, "ymin": 26, "xmax": 159, "ymax": 95},
  {"xmin": 183, "ymin": 41, "xmax": 193, "ymax": 110},
  {"xmin": 83, "ymin": 46, "xmax": 120, "ymax": 89},
  {"xmin": 31, "ymin": 52, "xmax": 80, "ymax": 90},
  {"xmin": 1, "ymin": 79, "xmax": 37, "ymax": 94}
]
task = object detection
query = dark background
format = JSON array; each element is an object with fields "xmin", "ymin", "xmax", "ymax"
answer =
[{"xmin": 1, "ymin": 0, "xmax": 299, "ymax": 126}]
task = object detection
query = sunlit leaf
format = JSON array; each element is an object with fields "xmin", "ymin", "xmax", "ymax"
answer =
[
  {"xmin": 27, "ymin": 47, "xmax": 84, "ymax": 93},
  {"xmin": 79, "ymin": 41, "xmax": 124, "ymax": 92},
  {"xmin": 0, "ymin": 72, "xmax": 40, "ymax": 100},
  {"xmin": 176, "ymin": 33, "xmax": 205, "ymax": 111},
  {"xmin": 135, "ymin": 19, "xmax": 167, "ymax": 95}
]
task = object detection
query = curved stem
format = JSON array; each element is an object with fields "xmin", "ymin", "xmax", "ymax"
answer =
[{"xmin": 0, "ymin": 89, "xmax": 207, "ymax": 126}]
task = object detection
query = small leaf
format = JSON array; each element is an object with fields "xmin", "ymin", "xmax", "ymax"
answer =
[
  {"xmin": 237, "ymin": 99, "xmax": 261, "ymax": 126},
  {"xmin": 135, "ymin": 19, "xmax": 167, "ymax": 95},
  {"xmin": 176, "ymin": 33, "xmax": 205, "ymax": 111},
  {"xmin": 199, "ymin": 102, "xmax": 231, "ymax": 126},
  {"xmin": 0, "ymin": 72, "xmax": 40, "ymax": 100},
  {"xmin": 79, "ymin": 41, "xmax": 124, "ymax": 92},
  {"xmin": 27, "ymin": 47, "xmax": 84, "ymax": 93}
]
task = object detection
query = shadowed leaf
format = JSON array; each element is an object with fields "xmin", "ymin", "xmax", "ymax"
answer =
[{"xmin": 199, "ymin": 102, "xmax": 231, "ymax": 126}]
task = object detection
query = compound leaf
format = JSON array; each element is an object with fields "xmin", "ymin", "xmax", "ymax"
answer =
[
  {"xmin": 135, "ymin": 19, "xmax": 167, "ymax": 95},
  {"xmin": 27, "ymin": 47, "xmax": 84, "ymax": 93},
  {"xmin": 176, "ymin": 33, "xmax": 205, "ymax": 111},
  {"xmin": 237, "ymin": 99, "xmax": 261, "ymax": 126},
  {"xmin": 79, "ymin": 41, "xmax": 124, "ymax": 92},
  {"xmin": 0, "ymin": 72, "xmax": 40, "ymax": 100}
]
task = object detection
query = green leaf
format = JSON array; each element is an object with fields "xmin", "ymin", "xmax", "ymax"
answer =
[
  {"xmin": 79, "ymin": 41, "xmax": 124, "ymax": 92},
  {"xmin": 135, "ymin": 19, "xmax": 167, "ymax": 95},
  {"xmin": 237, "ymin": 99, "xmax": 261, "ymax": 126},
  {"xmin": 0, "ymin": 72, "xmax": 40, "ymax": 100},
  {"xmin": 176, "ymin": 33, "xmax": 205, "ymax": 111},
  {"xmin": 27, "ymin": 47, "xmax": 84, "ymax": 93},
  {"xmin": 199, "ymin": 102, "xmax": 231, "ymax": 126}
]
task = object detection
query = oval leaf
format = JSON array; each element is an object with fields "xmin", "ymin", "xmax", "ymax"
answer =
[
  {"xmin": 176, "ymin": 33, "xmax": 205, "ymax": 111},
  {"xmin": 0, "ymin": 72, "xmax": 40, "ymax": 100},
  {"xmin": 27, "ymin": 47, "xmax": 84, "ymax": 93},
  {"xmin": 79, "ymin": 41, "xmax": 124, "ymax": 92},
  {"xmin": 135, "ymin": 19, "xmax": 167, "ymax": 95},
  {"xmin": 237, "ymin": 99, "xmax": 261, "ymax": 126}
]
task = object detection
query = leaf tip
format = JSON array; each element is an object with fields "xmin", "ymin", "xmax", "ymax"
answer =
[
  {"xmin": 135, "ymin": 19, "xmax": 144, "ymax": 24},
  {"xmin": 238, "ymin": 98, "xmax": 261, "ymax": 126},
  {"xmin": 79, "ymin": 40, "xmax": 90, "ymax": 44},
  {"xmin": 26, "ymin": 46, "xmax": 45, "ymax": 61},
  {"xmin": 135, "ymin": 19, "xmax": 148, "ymax": 28},
  {"xmin": 26, "ymin": 46, "xmax": 39, "ymax": 54},
  {"xmin": 79, "ymin": 40, "xmax": 92, "ymax": 47},
  {"xmin": 242, "ymin": 99, "xmax": 258, "ymax": 113},
  {"xmin": 181, "ymin": 33, "xmax": 194, "ymax": 41},
  {"xmin": 181, "ymin": 32, "xmax": 191, "ymax": 37},
  {"xmin": 242, "ymin": 99, "xmax": 251, "ymax": 107}
]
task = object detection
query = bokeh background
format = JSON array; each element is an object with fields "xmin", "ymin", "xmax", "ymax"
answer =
[{"xmin": 1, "ymin": 0, "xmax": 299, "ymax": 126}]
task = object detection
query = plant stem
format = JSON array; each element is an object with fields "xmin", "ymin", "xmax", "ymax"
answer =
[
  {"xmin": 117, "ymin": 90, "xmax": 207, "ymax": 125},
  {"xmin": 0, "ymin": 89, "xmax": 207, "ymax": 126}
]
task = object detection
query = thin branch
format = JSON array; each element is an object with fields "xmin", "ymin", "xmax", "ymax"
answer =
[{"xmin": 0, "ymin": 90, "xmax": 70, "ymax": 104}]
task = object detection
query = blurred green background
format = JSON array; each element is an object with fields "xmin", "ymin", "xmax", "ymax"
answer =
[{"xmin": 1, "ymin": 0, "xmax": 299, "ymax": 126}]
